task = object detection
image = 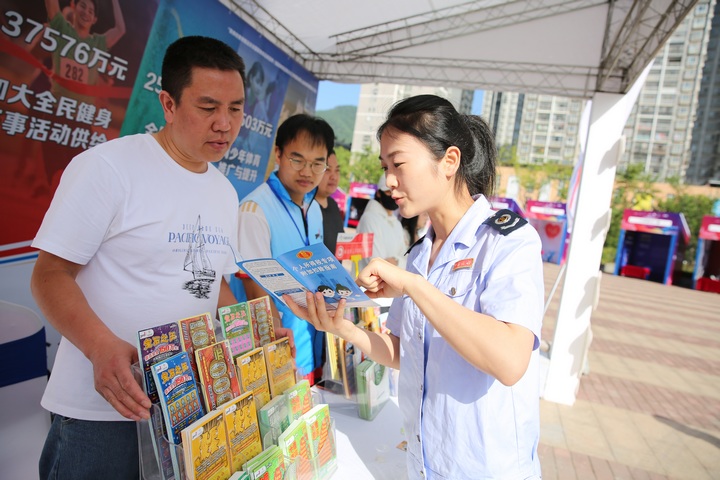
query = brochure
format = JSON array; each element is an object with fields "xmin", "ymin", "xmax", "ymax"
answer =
[{"xmin": 238, "ymin": 243, "xmax": 377, "ymax": 311}]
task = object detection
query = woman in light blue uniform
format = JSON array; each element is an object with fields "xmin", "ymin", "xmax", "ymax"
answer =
[{"xmin": 287, "ymin": 94, "xmax": 544, "ymax": 479}]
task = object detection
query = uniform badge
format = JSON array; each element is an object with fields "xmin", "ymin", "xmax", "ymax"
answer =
[
  {"xmin": 452, "ymin": 258, "xmax": 474, "ymax": 271},
  {"xmin": 483, "ymin": 209, "xmax": 527, "ymax": 236}
]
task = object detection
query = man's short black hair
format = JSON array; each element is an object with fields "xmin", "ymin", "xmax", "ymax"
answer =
[
  {"xmin": 275, "ymin": 114, "xmax": 335, "ymax": 157},
  {"xmin": 161, "ymin": 36, "xmax": 246, "ymax": 103}
]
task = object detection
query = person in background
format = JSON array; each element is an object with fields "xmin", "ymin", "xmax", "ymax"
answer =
[
  {"xmin": 31, "ymin": 36, "xmax": 247, "ymax": 479},
  {"xmin": 237, "ymin": 114, "xmax": 334, "ymax": 385},
  {"xmin": 41, "ymin": 0, "xmax": 126, "ymax": 190},
  {"xmin": 316, "ymin": 150, "xmax": 345, "ymax": 256},
  {"xmin": 286, "ymin": 94, "xmax": 544, "ymax": 479},
  {"xmin": 355, "ymin": 172, "xmax": 407, "ymax": 270}
]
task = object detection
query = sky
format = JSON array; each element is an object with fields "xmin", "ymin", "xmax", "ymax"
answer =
[{"xmin": 315, "ymin": 81, "xmax": 485, "ymax": 114}]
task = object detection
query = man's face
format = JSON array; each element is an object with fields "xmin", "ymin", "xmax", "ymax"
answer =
[
  {"xmin": 160, "ymin": 67, "xmax": 245, "ymax": 172},
  {"xmin": 318, "ymin": 153, "xmax": 340, "ymax": 198},
  {"xmin": 275, "ymin": 132, "xmax": 327, "ymax": 204}
]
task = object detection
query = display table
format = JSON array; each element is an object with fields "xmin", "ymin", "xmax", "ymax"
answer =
[
  {"xmin": 0, "ymin": 301, "xmax": 51, "ymax": 480},
  {"xmin": 313, "ymin": 387, "xmax": 408, "ymax": 480}
]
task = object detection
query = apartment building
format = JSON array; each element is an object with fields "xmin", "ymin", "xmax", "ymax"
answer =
[{"xmin": 350, "ymin": 83, "xmax": 473, "ymax": 154}]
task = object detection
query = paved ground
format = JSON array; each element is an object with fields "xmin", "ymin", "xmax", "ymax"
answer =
[{"xmin": 538, "ymin": 263, "xmax": 720, "ymax": 480}]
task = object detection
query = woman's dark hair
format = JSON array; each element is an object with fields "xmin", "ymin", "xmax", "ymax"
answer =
[
  {"xmin": 248, "ymin": 61, "xmax": 265, "ymax": 84},
  {"xmin": 401, "ymin": 215, "xmax": 420, "ymax": 244},
  {"xmin": 377, "ymin": 94, "xmax": 496, "ymax": 197},
  {"xmin": 161, "ymin": 36, "xmax": 247, "ymax": 103}
]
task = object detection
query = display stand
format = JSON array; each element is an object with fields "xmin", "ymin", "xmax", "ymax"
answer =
[
  {"xmin": 613, "ymin": 209, "xmax": 691, "ymax": 285},
  {"xmin": 489, "ymin": 196, "xmax": 525, "ymax": 216},
  {"xmin": 525, "ymin": 200, "xmax": 569, "ymax": 264},
  {"xmin": 312, "ymin": 388, "xmax": 407, "ymax": 480},
  {"xmin": 0, "ymin": 301, "xmax": 50, "ymax": 480},
  {"xmin": 137, "ymin": 404, "xmax": 336, "ymax": 480},
  {"xmin": 344, "ymin": 182, "xmax": 376, "ymax": 228},
  {"xmin": 693, "ymin": 215, "xmax": 720, "ymax": 293}
]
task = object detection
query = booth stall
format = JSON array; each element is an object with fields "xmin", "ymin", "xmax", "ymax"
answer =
[
  {"xmin": 344, "ymin": 182, "xmax": 377, "ymax": 228},
  {"xmin": 693, "ymin": 215, "xmax": 720, "ymax": 293},
  {"xmin": 330, "ymin": 188, "xmax": 348, "ymax": 221},
  {"xmin": 525, "ymin": 200, "xmax": 569, "ymax": 265},
  {"xmin": 489, "ymin": 196, "xmax": 525, "ymax": 216},
  {"xmin": 613, "ymin": 209, "xmax": 690, "ymax": 285}
]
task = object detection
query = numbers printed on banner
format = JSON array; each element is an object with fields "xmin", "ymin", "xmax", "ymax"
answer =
[
  {"xmin": 143, "ymin": 72, "xmax": 162, "ymax": 94},
  {"xmin": 1, "ymin": 10, "xmax": 129, "ymax": 81}
]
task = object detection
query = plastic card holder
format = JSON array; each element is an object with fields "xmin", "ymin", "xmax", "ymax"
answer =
[{"xmin": 137, "ymin": 403, "xmax": 186, "ymax": 480}]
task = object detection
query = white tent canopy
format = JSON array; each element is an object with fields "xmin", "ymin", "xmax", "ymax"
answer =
[
  {"xmin": 227, "ymin": 0, "xmax": 699, "ymax": 405},
  {"xmin": 228, "ymin": 0, "xmax": 697, "ymax": 98}
]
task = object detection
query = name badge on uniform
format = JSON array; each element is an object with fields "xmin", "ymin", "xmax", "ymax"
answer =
[{"xmin": 452, "ymin": 258, "xmax": 474, "ymax": 271}]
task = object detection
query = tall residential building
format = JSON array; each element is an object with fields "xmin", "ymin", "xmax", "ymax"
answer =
[
  {"xmin": 483, "ymin": 0, "xmax": 716, "ymax": 184},
  {"xmin": 481, "ymin": 91, "xmax": 585, "ymax": 166},
  {"xmin": 689, "ymin": 0, "xmax": 720, "ymax": 185},
  {"xmin": 620, "ymin": 0, "xmax": 715, "ymax": 181},
  {"xmin": 350, "ymin": 83, "xmax": 473, "ymax": 154}
]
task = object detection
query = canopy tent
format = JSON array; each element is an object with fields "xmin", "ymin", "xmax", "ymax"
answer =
[
  {"xmin": 226, "ymin": 0, "xmax": 697, "ymax": 98},
  {"xmin": 225, "ymin": 0, "xmax": 700, "ymax": 405}
]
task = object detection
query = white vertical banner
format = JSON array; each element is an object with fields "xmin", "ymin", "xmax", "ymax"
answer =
[{"xmin": 543, "ymin": 63, "xmax": 652, "ymax": 405}]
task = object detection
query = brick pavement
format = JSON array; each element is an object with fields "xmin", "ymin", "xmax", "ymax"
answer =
[{"xmin": 538, "ymin": 263, "xmax": 720, "ymax": 480}]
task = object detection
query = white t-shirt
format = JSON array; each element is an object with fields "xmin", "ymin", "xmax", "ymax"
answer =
[
  {"xmin": 356, "ymin": 199, "xmax": 408, "ymax": 270},
  {"xmin": 32, "ymin": 134, "xmax": 240, "ymax": 421}
]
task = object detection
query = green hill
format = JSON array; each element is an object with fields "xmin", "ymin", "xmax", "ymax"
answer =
[{"xmin": 316, "ymin": 105, "xmax": 357, "ymax": 149}]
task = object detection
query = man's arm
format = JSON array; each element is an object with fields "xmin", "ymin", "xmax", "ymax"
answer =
[
  {"xmin": 104, "ymin": 0, "xmax": 126, "ymax": 49},
  {"xmin": 30, "ymin": 251, "xmax": 150, "ymax": 420},
  {"xmin": 217, "ymin": 277, "xmax": 238, "ymax": 310},
  {"xmin": 241, "ymin": 276, "xmax": 295, "ymax": 356}
]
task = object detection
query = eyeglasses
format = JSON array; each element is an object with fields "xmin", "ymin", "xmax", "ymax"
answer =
[{"xmin": 286, "ymin": 156, "xmax": 327, "ymax": 174}]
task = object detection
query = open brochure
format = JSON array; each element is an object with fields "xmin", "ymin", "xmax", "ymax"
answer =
[{"xmin": 238, "ymin": 243, "xmax": 377, "ymax": 311}]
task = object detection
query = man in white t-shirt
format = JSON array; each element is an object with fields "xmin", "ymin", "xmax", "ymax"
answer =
[{"xmin": 31, "ymin": 36, "xmax": 246, "ymax": 479}]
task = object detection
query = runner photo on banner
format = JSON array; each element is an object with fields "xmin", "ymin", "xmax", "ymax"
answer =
[{"xmin": 0, "ymin": 0, "xmax": 159, "ymax": 259}]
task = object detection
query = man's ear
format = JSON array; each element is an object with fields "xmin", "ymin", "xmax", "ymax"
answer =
[{"xmin": 158, "ymin": 90, "xmax": 176, "ymax": 124}]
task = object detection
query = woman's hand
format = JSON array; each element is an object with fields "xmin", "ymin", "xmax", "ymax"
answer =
[
  {"xmin": 356, "ymin": 257, "xmax": 415, "ymax": 299},
  {"xmin": 283, "ymin": 292, "xmax": 351, "ymax": 338}
]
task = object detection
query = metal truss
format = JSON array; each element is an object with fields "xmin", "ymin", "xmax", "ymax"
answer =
[
  {"xmin": 228, "ymin": 0, "xmax": 698, "ymax": 98},
  {"xmin": 597, "ymin": 0, "xmax": 700, "ymax": 93},
  {"xmin": 307, "ymin": 56, "xmax": 603, "ymax": 99}
]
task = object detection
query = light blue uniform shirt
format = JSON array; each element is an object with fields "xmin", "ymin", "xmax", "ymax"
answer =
[{"xmin": 386, "ymin": 195, "xmax": 544, "ymax": 480}]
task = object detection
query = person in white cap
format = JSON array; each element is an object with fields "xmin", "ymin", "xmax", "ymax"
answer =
[{"xmin": 355, "ymin": 171, "xmax": 408, "ymax": 271}]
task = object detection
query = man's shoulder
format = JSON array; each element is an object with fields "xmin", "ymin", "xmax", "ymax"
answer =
[{"xmin": 241, "ymin": 182, "xmax": 271, "ymax": 205}]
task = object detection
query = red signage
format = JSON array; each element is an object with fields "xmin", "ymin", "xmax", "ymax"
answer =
[{"xmin": 335, "ymin": 233, "xmax": 373, "ymax": 260}]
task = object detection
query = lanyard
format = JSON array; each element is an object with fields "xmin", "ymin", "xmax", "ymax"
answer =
[{"xmin": 268, "ymin": 180, "xmax": 310, "ymax": 246}]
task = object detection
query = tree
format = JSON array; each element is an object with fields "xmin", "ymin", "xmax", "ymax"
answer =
[
  {"xmin": 497, "ymin": 144, "xmax": 517, "ymax": 166},
  {"xmin": 602, "ymin": 164, "xmax": 659, "ymax": 266},
  {"xmin": 334, "ymin": 146, "xmax": 352, "ymax": 191},
  {"xmin": 348, "ymin": 147, "xmax": 383, "ymax": 185}
]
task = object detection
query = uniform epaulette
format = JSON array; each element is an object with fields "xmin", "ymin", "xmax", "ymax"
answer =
[
  {"xmin": 483, "ymin": 209, "xmax": 527, "ymax": 236},
  {"xmin": 405, "ymin": 235, "xmax": 425, "ymax": 256}
]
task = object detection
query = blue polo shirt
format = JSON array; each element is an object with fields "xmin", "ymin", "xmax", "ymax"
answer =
[{"xmin": 239, "ymin": 172, "xmax": 325, "ymax": 377}]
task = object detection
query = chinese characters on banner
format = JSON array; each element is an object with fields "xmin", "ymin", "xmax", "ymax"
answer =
[{"xmin": 1, "ymin": 0, "xmax": 319, "ymax": 261}]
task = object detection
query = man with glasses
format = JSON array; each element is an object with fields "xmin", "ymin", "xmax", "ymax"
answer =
[{"xmin": 237, "ymin": 113, "xmax": 334, "ymax": 385}]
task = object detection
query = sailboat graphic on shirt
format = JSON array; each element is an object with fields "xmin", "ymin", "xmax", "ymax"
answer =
[{"xmin": 182, "ymin": 215, "xmax": 215, "ymax": 299}]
